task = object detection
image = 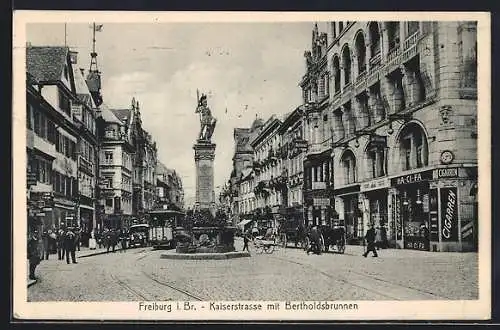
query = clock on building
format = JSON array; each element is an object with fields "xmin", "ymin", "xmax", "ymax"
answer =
[{"xmin": 440, "ymin": 150, "xmax": 454, "ymax": 165}]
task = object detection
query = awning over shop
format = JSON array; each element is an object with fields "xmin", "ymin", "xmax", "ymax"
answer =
[{"xmin": 237, "ymin": 219, "xmax": 253, "ymax": 228}]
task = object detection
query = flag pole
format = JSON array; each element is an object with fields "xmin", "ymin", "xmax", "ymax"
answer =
[{"xmin": 64, "ymin": 23, "xmax": 67, "ymax": 47}]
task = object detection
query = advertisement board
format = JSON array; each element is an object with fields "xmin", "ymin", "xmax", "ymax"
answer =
[{"xmin": 440, "ymin": 187, "xmax": 458, "ymax": 241}]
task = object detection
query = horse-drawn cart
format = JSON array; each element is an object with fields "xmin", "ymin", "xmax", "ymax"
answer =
[
  {"xmin": 321, "ymin": 221, "xmax": 347, "ymax": 254},
  {"xmin": 253, "ymin": 236, "xmax": 278, "ymax": 254}
]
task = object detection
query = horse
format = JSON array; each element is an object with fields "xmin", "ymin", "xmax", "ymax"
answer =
[{"xmin": 320, "ymin": 225, "xmax": 346, "ymax": 253}]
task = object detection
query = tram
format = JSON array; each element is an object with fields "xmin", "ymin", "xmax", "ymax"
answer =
[{"xmin": 148, "ymin": 209, "xmax": 186, "ymax": 249}]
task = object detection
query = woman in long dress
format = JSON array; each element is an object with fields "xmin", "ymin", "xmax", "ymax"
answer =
[{"xmin": 89, "ymin": 230, "xmax": 97, "ymax": 250}]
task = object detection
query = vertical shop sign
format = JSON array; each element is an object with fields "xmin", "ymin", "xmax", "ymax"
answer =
[
  {"xmin": 394, "ymin": 194, "xmax": 402, "ymax": 240},
  {"xmin": 440, "ymin": 187, "xmax": 458, "ymax": 241},
  {"xmin": 429, "ymin": 189, "xmax": 439, "ymax": 241}
]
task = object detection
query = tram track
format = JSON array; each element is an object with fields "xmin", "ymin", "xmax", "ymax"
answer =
[
  {"xmin": 107, "ymin": 252, "xmax": 205, "ymax": 301},
  {"xmin": 269, "ymin": 254, "xmax": 447, "ymax": 300}
]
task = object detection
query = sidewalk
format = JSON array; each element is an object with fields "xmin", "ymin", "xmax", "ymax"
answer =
[{"xmin": 27, "ymin": 245, "xmax": 133, "ymax": 287}]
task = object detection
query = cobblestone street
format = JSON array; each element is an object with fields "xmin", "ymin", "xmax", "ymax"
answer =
[{"xmin": 28, "ymin": 238, "xmax": 478, "ymax": 302}]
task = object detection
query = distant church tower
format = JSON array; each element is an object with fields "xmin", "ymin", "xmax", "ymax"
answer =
[{"xmin": 86, "ymin": 23, "xmax": 103, "ymax": 107}]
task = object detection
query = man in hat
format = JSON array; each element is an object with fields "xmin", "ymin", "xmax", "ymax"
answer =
[
  {"xmin": 363, "ymin": 224, "xmax": 378, "ymax": 257},
  {"xmin": 64, "ymin": 227, "xmax": 78, "ymax": 264},
  {"xmin": 27, "ymin": 228, "xmax": 42, "ymax": 280}
]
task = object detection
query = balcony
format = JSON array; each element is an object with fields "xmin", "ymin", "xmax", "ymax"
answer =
[{"xmin": 307, "ymin": 140, "xmax": 331, "ymax": 156}]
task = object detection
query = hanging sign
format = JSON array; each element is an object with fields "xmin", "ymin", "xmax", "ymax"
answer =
[{"xmin": 440, "ymin": 187, "xmax": 458, "ymax": 241}]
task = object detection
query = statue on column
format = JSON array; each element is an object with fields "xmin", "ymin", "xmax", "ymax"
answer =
[{"xmin": 195, "ymin": 93, "xmax": 217, "ymax": 142}]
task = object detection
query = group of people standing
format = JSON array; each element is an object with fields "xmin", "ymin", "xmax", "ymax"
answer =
[{"xmin": 27, "ymin": 224, "xmax": 81, "ymax": 280}]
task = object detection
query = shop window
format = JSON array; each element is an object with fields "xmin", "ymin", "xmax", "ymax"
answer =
[
  {"xmin": 355, "ymin": 32, "xmax": 366, "ymax": 75},
  {"xmin": 399, "ymin": 123, "xmax": 429, "ymax": 171},
  {"xmin": 342, "ymin": 46, "xmax": 352, "ymax": 85}
]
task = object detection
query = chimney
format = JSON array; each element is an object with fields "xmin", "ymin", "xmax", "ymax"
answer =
[{"xmin": 69, "ymin": 50, "xmax": 78, "ymax": 64}]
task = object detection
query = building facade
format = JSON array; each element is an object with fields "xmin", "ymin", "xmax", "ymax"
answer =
[
  {"xmin": 228, "ymin": 117, "xmax": 264, "ymax": 224},
  {"xmin": 250, "ymin": 116, "xmax": 284, "ymax": 229},
  {"xmin": 327, "ymin": 21, "xmax": 477, "ymax": 252},
  {"xmin": 72, "ymin": 55, "xmax": 99, "ymax": 235},
  {"xmin": 237, "ymin": 168, "xmax": 256, "ymax": 221},
  {"xmin": 279, "ymin": 107, "xmax": 308, "ymax": 229},
  {"xmin": 26, "ymin": 46, "xmax": 82, "ymax": 231},
  {"xmin": 156, "ymin": 162, "xmax": 185, "ymax": 211},
  {"xmin": 301, "ymin": 24, "xmax": 336, "ymax": 228},
  {"xmin": 97, "ymin": 104, "xmax": 134, "ymax": 230}
]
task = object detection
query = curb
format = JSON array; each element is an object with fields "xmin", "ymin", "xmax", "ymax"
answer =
[
  {"xmin": 78, "ymin": 250, "xmax": 110, "ymax": 258},
  {"xmin": 160, "ymin": 251, "xmax": 251, "ymax": 260}
]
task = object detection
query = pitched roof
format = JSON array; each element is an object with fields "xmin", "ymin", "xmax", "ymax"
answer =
[
  {"xmin": 100, "ymin": 108, "xmax": 123, "ymax": 124},
  {"xmin": 110, "ymin": 109, "xmax": 132, "ymax": 124},
  {"xmin": 26, "ymin": 46, "xmax": 69, "ymax": 82}
]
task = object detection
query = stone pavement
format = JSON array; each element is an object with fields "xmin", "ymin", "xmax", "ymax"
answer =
[{"xmin": 26, "ymin": 245, "xmax": 135, "ymax": 287}]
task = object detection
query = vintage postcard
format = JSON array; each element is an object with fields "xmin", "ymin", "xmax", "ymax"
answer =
[{"xmin": 12, "ymin": 11, "xmax": 491, "ymax": 321}]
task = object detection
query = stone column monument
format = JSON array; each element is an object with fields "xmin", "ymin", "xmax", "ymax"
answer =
[
  {"xmin": 193, "ymin": 143, "xmax": 216, "ymax": 209},
  {"xmin": 194, "ymin": 92, "xmax": 218, "ymax": 210}
]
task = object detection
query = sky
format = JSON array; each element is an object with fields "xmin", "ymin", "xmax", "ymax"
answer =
[{"xmin": 26, "ymin": 22, "xmax": 329, "ymax": 205}]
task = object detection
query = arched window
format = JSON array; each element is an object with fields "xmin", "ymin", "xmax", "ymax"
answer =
[
  {"xmin": 355, "ymin": 32, "xmax": 366, "ymax": 75},
  {"xmin": 341, "ymin": 150, "xmax": 357, "ymax": 184},
  {"xmin": 398, "ymin": 123, "xmax": 429, "ymax": 171},
  {"xmin": 342, "ymin": 46, "xmax": 352, "ymax": 85},
  {"xmin": 369, "ymin": 22, "xmax": 381, "ymax": 59},
  {"xmin": 366, "ymin": 138, "xmax": 387, "ymax": 179},
  {"xmin": 332, "ymin": 56, "xmax": 341, "ymax": 93}
]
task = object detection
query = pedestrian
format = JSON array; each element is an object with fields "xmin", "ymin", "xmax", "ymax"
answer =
[
  {"xmin": 307, "ymin": 226, "xmax": 321, "ymax": 255},
  {"xmin": 242, "ymin": 231, "xmax": 250, "ymax": 251},
  {"xmin": 27, "ymin": 229, "xmax": 42, "ymax": 280},
  {"xmin": 64, "ymin": 227, "xmax": 78, "ymax": 264},
  {"xmin": 75, "ymin": 227, "xmax": 81, "ymax": 251},
  {"xmin": 380, "ymin": 225, "xmax": 388, "ymax": 249},
  {"xmin": 57, "ymin": 228, "xmax": 65, "ymax": 260},
  {"xmin": 375, "ymin": 226, "xmax": 382, "ymax": 250},
  {"xmin": 42, "ymin": 229, "xmax": 50, "ymax": 260},
  {"xmin": 89, "ymin": 230, "xmax": 97, "ymax": 250},
  {"xmin": 120, "ymin": 229, "xmax": 128, "ymax": 252},
  {"xmin": 363, "ymin": 224, "xmax": 378, "ymax": 257}
]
